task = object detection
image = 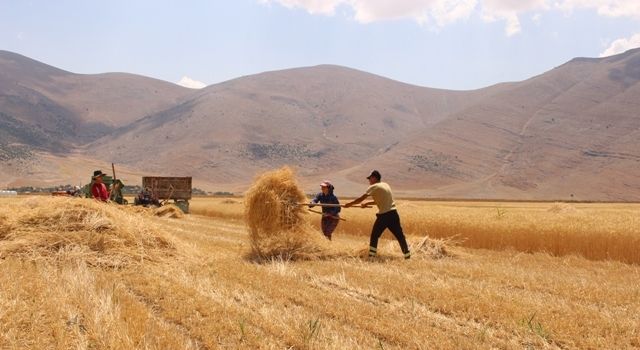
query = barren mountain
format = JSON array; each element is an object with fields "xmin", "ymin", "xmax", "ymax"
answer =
[
  {"xmin": 0, "ymin": 50, "xmax": 193, "ymax": 151},
  {"xmin": 1, "ymin": 49, "xmax": 639, "ymax": 200},
  {"xmin": 354, "ymin": 49, "xmax": 640, "ymax": 200},
  {"xmin": 0, "ymin": 50, "xmax": 194, "ymax": 186},
  {"xmin": 90, "ymin": 65, "xmax": 506, "ymax": 184}
]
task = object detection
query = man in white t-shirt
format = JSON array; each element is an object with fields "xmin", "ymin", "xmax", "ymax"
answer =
[{"xmin": 345, "ymin": 170, "xmax": 411, "ymax": 259}]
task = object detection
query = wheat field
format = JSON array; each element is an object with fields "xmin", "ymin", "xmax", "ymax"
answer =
[
  {"xmin": 1, "ymin": 196, "xmax": 639, "ymax": 349},
  {"xmin": 193, "ymin": 198, "xmax": 640, "ymax": 264}
]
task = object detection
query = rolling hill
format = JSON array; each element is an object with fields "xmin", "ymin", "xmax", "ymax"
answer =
[
  {"xmin": 1, "ymin": 49, "xmax": 639, "ymax": 200},
  {"xmin": 89, "ymin": 65, "xmax": 506, "ymax": 185},
  {"xmin": 0, "ymin": 50, "xmax": 194, "ymax": 185},
  {"xmin": 0, "ymin": 50, "xmax": 193, "ymax": 150},
  {"xmin": 356, "ymin": 49, "xmax": 640, "ymax": 199}
]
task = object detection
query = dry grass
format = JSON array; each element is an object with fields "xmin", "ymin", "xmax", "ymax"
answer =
[
  {"xmin": 193, "ymin": 197, "xmax": 640, "ymax": 264},
  {"xmin": 154, "ymin": 204, "xmax": 185, "ymax": 219},
  {"xmin": 244, "ymin": 167, "xmax": 333, "ymax": 261},
  {"xmin": 323, "ymin": 201, "xmax": 640, "ymax": 264},
  {"xmin": 0, "ymin": 259, "xmax": 198, "ymax": 349},
  {"xmin": 190, "ymin": 196, "xmax": 245, "ymax": 221},
  {"xmin": 0, "ymin": 197, "xmax": 176, "ymax": 267},
  {"xmin": 546, "ymin": 202, "xmax": 578, "ymax": 214},
  {"xmin": 2, "ymin": 195, "xmax": 640, "ymax": 349},
  {"xmin": 193, "ymin": 198, "xmax": 640, "ymax": 264},
  {"xmin": 409, "ymin": 236, "xmax": 452, "ymax": 260}
]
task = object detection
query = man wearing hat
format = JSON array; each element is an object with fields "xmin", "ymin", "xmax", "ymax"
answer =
[
  {"xmin": 91, "ymin": 170, "xmax": 110, "ymax": 202},
  {"xmin": 345, "ymin": 170, "xmax": 411, "ymax": 259}
]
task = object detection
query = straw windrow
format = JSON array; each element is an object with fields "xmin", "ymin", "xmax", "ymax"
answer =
[
  {"xmin": 0, "ymin": 197, "xmax": 176, "ymax": 267},
  {"xmin": 154, "ymin": 204, "xmax": 185, "ymax": 218}
]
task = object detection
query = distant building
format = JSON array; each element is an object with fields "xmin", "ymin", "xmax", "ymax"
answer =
[{"xmin": 0, "ymin": 190, "xmax": 18, "ymax": 196}]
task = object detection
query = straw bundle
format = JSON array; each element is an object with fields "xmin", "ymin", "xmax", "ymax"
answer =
[
  {"xmin": 154, "ymin": 204, "xmax": 185, "ymax": 218},
  {"xmin": 0, "ymin": 197, "xmax": 175, "ymax": 267},
  {"xmin": 244, "ymin": 166, "xmax": 331, "ymax": 260},
  {"xmin": 354, "ymin": 236, "xmax": 453, "ymax": 260},
  {"xmin": 409, "ymin": 236, "xmax": 452, "ymax": 259}
]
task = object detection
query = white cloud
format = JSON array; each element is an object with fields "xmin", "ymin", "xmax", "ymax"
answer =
[
  {"xmin": 261, "ymin": 0, "xmax": 478, "ymax": 26},
  {"xmin": 259, "ymin": 0, "xmax": 344, "ymax": 15},
  {"xmin": 600, "ymin": 32, "xmax": 640, "ymax": 57},
  {"xmin": 555, "ymin": 0, "xmax": 640, "ymax": 19},
  {"xmin": 480, "ymin": 0, "xmax": 548, "ymax": 36},
  {"xmin": 177, "ymin": 76, "xmax": 207, "ymax": 89},
  {"xmin": 260, "ymin": 0, "xmax": 640, "ymax": 37},
  {"xmin": 430, "ymin": 0, "xmax": 478, "ymax": 26},
  {"xmin": 259, "ymin": 0, "xmax": 541, "ymax": 35},
  {"xmin": 504, "ymin": 14, "xmax": 521, "ymax": 36},
  {"xmin": 484, "ymin": 0, "xmax": 548, "ymax": 13},
  {"xmin": 352, "ymin": 0, "xmax": 478, "ymax": 25}
]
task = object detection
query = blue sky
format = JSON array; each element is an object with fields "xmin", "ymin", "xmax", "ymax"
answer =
[{"xmin": 1, "ymin": 0, "xmax": 640, "ymax": 90}]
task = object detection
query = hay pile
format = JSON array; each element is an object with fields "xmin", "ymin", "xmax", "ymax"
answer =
[
  {"xmin": 362, "ymin": 236, "xmax": 453, "ymax": 260},
  {"xmin": 409, "ymin": 236, "xmax": 452, "ymax": 259},
  {"xmin": 154, "ymin": 204, "xmax": 185, "ymax": 219},
  {"xmin": 0, "ymin": 197, "xmax": 175, "ymax": 267},
  {"xmin": 244, "ymin": 167, "xmax": 331, "ymax": 261}
]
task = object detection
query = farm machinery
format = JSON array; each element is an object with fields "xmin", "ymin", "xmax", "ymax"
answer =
[
  {"xmin": 78, "ymin": 164, "xmax": 192, "ymax": 213},
  {"xmin": 137, "ymin": 176, "xmax": 192, "ymax": 213}
]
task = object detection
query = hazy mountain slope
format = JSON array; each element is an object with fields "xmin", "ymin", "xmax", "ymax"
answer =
[
  {"xmin": 351, "ymin": 49, "xmax": 640, "ymax": 200},
  {"xmin": 1, "ymin": 49, "xmax": 639, "ymax": 200},
  {"xmin": 0, "ymin": 50, "xmax": 194, "ymax": 149},
  {"xmin": 90, "ymin": 65, "xmax": 502, "ymax": 183}
]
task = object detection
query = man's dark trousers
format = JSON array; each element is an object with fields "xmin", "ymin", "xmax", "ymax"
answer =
[{"xmin": 368, "ymin": 210, "xmax": 410, "ymax": 258}]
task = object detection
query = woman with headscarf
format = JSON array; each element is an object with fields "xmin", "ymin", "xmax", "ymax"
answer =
[{"xmin": 309, "ymin": 180, "xmax": 341, "ymax": 240}]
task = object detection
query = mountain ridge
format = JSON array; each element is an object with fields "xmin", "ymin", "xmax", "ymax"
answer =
[{"xmin": 1, "ymin": 49, "xmax": 639, "ymax": 200}]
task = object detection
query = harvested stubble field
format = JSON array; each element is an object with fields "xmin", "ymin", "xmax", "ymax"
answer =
[{"xmin": 1, "ymin": 195, "xmax": 640, "ymax": 349}]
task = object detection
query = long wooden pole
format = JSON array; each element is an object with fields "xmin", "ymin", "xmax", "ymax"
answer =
[
  {"xmin": 308, "ymin": 208, "xmax": 347, "ymax": 221},
  {"xmin": 297, "ymin": 203, "xmax": 372, "ymax": 208}
]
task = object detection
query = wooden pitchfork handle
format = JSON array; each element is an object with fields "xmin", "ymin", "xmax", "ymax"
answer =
[
  {"xmin": 161, "ymin": 185, "xmax": 175, "ymax": 206},
  {"xmin": 299, "ymin": 203, "xmax": 372, "ymax": 208},
  {"xmin": 308, "ymin": 208, "xmax": 346, "ymax": 221}
]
